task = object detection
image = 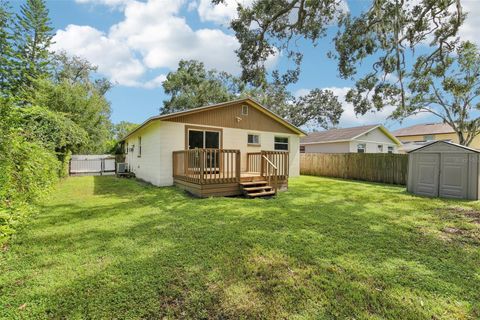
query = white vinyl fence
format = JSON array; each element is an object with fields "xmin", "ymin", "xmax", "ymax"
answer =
[{"xmin": 69, "ymin": 155, "xmax": 116, "ymax": 175}]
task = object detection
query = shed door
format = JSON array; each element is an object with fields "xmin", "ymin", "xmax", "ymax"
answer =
[
  {"xmin": 439, "ymin": 153, "xmax": 468, "ymax": 199},
  {"xmin": 414, "ymin": 153, "xmax": 440, "ymax": 197}
]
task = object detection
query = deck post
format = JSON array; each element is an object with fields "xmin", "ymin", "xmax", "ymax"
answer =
[
  {"xmin": 199, "ymin": 149, "xmax": 205, "ymax": 184},
  {"xmin": 235, "ymin": 150, "xmax": 241, "ymax": 182}
]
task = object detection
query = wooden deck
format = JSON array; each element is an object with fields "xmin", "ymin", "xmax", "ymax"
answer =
[{"xmin": 172, "ymin": 149, "xmax": 288, "ymax": 198}]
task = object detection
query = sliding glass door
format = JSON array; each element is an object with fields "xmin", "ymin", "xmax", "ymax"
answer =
[{"xmin": 187, "ymin": 129, "xmax": 221, "ymax": 173}]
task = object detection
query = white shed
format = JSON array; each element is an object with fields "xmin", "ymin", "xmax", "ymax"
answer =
[{"xmin": 407, "ymin": 141, "xmax": 480, "ymax": 200}]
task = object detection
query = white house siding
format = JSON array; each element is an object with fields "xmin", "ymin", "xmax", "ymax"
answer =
[
  {"xmin": 303, "ymin": 142, "xmax": 350, "ymax": 153},
  {"xmin": 125, "ymin": 120, "xmax": 300, "ymax": 187},
  {"xmin": 221, "ymin": 126, "xmax": 300, "ymax": 177},
  {"xmin": 124, "ymin": 121, "xmax": 164, "ymax": 186},
  {"xmin": 348, "ymin": 128, "xmax": 399, "ymax": 153}
]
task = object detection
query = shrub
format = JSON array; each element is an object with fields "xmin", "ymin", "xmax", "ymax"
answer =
[{"xmin": 0, "ymin": 99, "xmax": 60, "ymax": 245}]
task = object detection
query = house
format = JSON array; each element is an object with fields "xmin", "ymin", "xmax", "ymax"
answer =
[
  {"xmin": 121, "ymin": 98, "xmax": 305, "ymax": 198},
  {"xmin": 393, "ymin": 122, "xmax": 480, "ymax": 151},
  {"xmin": 300, "ymin": 124, "xmax": 402, "ymax": 154}
]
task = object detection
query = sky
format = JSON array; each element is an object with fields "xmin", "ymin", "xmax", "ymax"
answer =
[{"xmin": 14, "ymin": 0, "xmax": 480, "ymax": 131}]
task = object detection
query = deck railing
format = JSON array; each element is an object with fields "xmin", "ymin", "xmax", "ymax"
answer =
[
  {"xmin": 247, "ymin": 150, "xmax": 289, "ymax": 185},
  {"xmin": 173, "ymin": 149, "xmax": 240, "ymax": 184}
]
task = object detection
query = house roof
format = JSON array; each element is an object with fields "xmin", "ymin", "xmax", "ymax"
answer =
[
  {"xmin": 121, "ymin": 98, "xmax": 306, "ymax": 141},
  {"xmin": 392, "ymin": 123, "xmax": 455, "ymax": 137},
  {"xmin": 407, "ymin": 140, "xmax": 480, "ymax": 153},
  {"xmin": 300, "ymin": 124, "xmax": 402, "ymax": 145}
]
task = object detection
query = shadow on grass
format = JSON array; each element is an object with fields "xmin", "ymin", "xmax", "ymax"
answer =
[{"xmin": 1, "ymin": 175, "xmax": 479, "ymax": 319}]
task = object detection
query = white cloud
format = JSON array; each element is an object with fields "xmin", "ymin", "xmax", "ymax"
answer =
[
  {"xmin": 324, "ymin": 87, "xmax": 397, "ymax": 128},
  {"xmin": 52, "ymin": 25, "xmax": 146, "ymax": 87},
  {"xmin": 196, "ymin": 0, "xmax": 249, "ymax": 25},
  {"xmin": 142, "ymin": 74, "xmax": 167, "ymax": 89},
  {"xmin": 54, "ymin": 0, "xmax": 253, "ymax": 87},
  {"xmin": 459, "ymin": 1, "xmax": 480, "ymax": 45}
]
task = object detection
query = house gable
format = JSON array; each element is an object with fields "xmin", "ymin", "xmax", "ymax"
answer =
[
  {"xmin": 355, "ymin": 127, "xmax": 400, "ymax": 145},
  {"xmin": 162, "ymin": 100, "xmax": 298, "ymax": 134}
]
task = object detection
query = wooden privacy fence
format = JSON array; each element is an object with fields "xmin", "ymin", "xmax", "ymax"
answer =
[{"xmin": 300, "ymin": 153, "xmax": 408, "ymax": 185}]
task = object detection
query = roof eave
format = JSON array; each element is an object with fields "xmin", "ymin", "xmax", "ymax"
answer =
[{"xmin": 121, "ymin": 97, "xmax": 306, "ymax": 141}]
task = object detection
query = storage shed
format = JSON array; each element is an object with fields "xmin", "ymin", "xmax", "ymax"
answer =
[{"xmin": 407, "ymin": 141, "xmax": 480, "ymax": 200}]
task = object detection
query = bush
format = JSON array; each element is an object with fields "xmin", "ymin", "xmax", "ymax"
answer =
[
  {"xmin": 0, "ymin": 100, "xmax": 60, "ymax": 245},
  {"xmin": 0, "ymin": 137, "xmax": 59, "ymax": 245}
]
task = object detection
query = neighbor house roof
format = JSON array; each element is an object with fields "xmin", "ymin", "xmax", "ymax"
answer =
[
  {"xmin": 121, "ymin": 98, "xmax": 306, "ymax": 141},
  {"xmin": 301, "ymin": 124, "xmax": 402, "ymax": 145},
  {"xmin": 392, "ymin": 123, "xmax": 455, "ymax": 137}
]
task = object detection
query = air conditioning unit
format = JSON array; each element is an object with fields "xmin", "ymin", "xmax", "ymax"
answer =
[{"xmin": 117, "ymin": 163, "xmax": 128, "ymax": 173}]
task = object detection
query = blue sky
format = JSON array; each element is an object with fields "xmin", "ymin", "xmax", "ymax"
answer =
[{"xmin": 15, "ymin": 0, "xmax": 480, "ymax": 130}]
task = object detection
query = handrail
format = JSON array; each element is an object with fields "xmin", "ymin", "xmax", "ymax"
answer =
[
  {"xmin": 262, "ymin": 155, "xmax": 278, "ymax": 194},
  {"xmin": 262, "ymin": 155, "xmax": 277, "ymax": 170}
]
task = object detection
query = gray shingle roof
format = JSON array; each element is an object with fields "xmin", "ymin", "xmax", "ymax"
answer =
[
  {"xmin": 392, "ymin": 123, "xmax": 454, "ymax": 137},
  {"xmin": 300, "ymin": 124, "xmax": 380, "ymax": 144}
]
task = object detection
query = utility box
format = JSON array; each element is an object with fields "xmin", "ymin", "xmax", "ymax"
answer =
[{"xmin": 407, "ymin": 141, "xmax": 480, "ymax": 200}]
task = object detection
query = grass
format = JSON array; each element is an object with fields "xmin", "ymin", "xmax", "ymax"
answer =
[{"xmin": 1, "ymin": 175, "xmax": 479, "ymax": 319}]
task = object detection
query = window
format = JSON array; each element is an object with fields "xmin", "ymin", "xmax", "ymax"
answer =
[
  {"xmin": 138, "ymin": 137, "xmax": 142, "ymax": 157},
  {"xmin": 126, "ymin": 142, "xmax": 129, "ymax": 154},
  {"xmin": 274, "ymin": 137, "xmax": 289, "ymax": 151},
  {"xmin": 377, "ymin": 144, "xmax": 383, "ymax": 152},
  {"xmin": 248, "ymin": 134, "xmax": 260, "ymax": 145},
  {"xmin": 387, "ymin": 146, "xmax": 394, "ymax": 154},
  {"xmin": 424, "ymin": 134, "xmax": 435, "ymax": 141},
  {"xmin": 300, "ymin": 145, "xmax": 305, "ymax": 153},
  {"xmin": 242, "ymin": 105, "xmax": 249, "ymax": 115},
  {"xmin": 357, "ymin": 143, "xmax": 366, "ymax": 153}
]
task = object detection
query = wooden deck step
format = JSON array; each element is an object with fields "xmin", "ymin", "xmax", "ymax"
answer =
[
  {"xmin": 247, "ymin": 190, "xmax": 276, "ymax": 198},
  {"xmin": 239, "ymin": 181, "xmax": 268, "ymax": 187},
  {"xmin": 243, "ymin": 186, "xmax": 273, "ymax": 192},
  {"xmin": 240, "ymin": 180, "xmax": 276, "ymax": 198}
]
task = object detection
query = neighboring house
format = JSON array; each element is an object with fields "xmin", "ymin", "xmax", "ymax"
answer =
[
  {"xmin": 393, "ymin": 122, "xmax": 480, "ymax": 151},
  {"xmin": 300, "ymin": 124, "xmax": 402, "ymax": 154},
  {"xmin": 121, "ymin": 98, "xmax": 305, "ymax": 198}
]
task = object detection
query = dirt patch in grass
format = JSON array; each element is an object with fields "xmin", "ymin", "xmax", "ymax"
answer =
[{"xmin": 447, "ymin": 207, "xmax": 480, "ymax": 224}]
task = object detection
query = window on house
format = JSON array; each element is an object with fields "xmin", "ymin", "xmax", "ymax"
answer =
[
  {"xmin": 300, "ymin": 145, "xmax": 305, "ymax": 153},
  {"xmin": 126, "ymin": 142, "xmax": 129, "ymax": 154},
  {"xmin": 138, "ymin": 137, "xmax": 142, "ymax": 157},
  {"xmin": 274, "ymin": 137, "xmax": 289, "ymax": 151},
  {"xmin": 248, "ymin": 134, "xmax": 260, "ymax": 145},
  {"xmin": 377, "ymin": 144, "xmax": 383, "ymax": 152},
  {"xmin": 424, "ymin": 134, "xmax": 435, "ymax": 141},
  {"xmin": 242, "ymin": 105, "xmax": 249, "ymax": 115},
  {"xmin": 357, "ymin": 143, "xmax": 366, "ymax": 153},
  {"xmin": 387, "ymin": 146, "xmax": 394, "ymax": 154}
]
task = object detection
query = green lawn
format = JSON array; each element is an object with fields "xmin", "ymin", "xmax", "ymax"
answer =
[{"xmin": 1, "ymin": 176, "xmax": 479, "ymax": 319}]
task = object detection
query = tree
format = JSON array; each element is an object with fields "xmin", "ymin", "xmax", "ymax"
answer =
[
  {"xmin": 224, "ymin": 0, "xmax": 463, "ymax": 84},
  {"xmin": 52, "ymin": 51, "xmax": 112, "ymax": 94},
  {"xmin": 18, "ymin": 105, "xmax": 88, "ymax": 153},
  {"xmin": 392, "ymin": 41, "xmax": 480, "ymax": 146},
  {"xmin": 27, "ymin": 53, "xmax": 114, "ymax": 153},
  {"xmin": 162, "ymin": 60, "xmax": 343, "ymax": 128},
  {"xmin": 112, "ymin": 121, "xmax": 139, "ymax": 141},
  {"xmin": 31, "ymin": 78, "xmax": 113, "ymax": 153},
  {"xmin": 0, "ymin": 1, "xmax": 15, "ymax": 96},
  {"xmin": 13, "ymin": 0, "xmax": 54, "ymax": 99},
  {"xmin": 221, "ymin": 0, "xmax": 465, "ymax": 116},
  {"xmin": 162, "ymin": 60, "xmax": 239, "ymax": 114},
  {"xmin": 223, "ymin": 0, "xmax": 342, "ymax": 86}
]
